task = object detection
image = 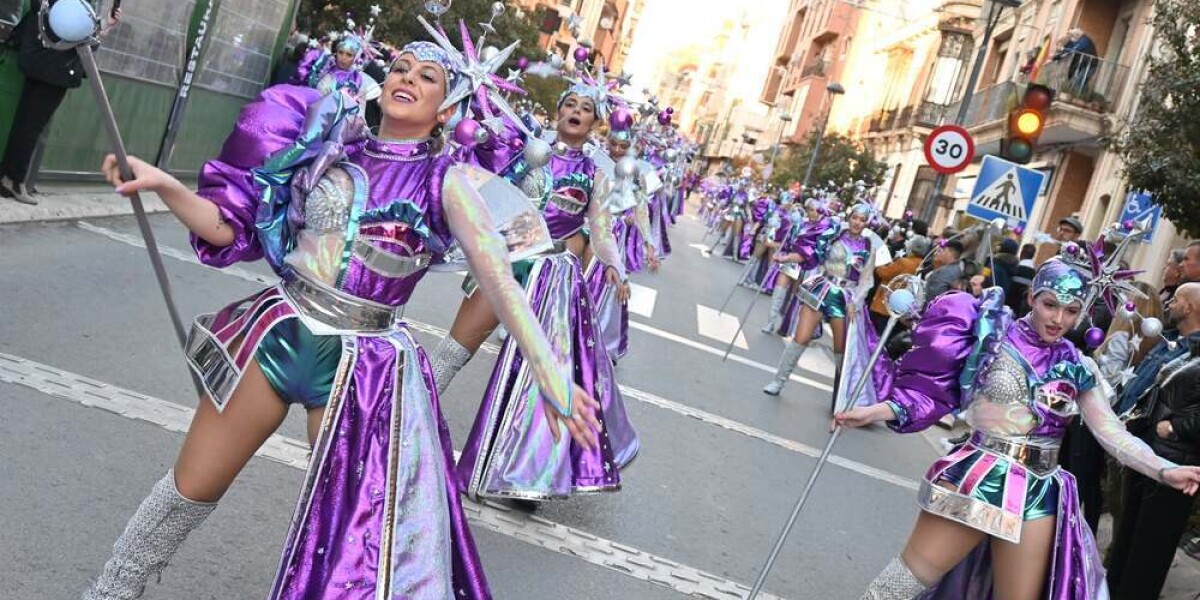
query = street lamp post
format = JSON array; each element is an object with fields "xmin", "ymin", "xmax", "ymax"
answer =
[
  {"xmin": 799, "ymin": 82, "xmax": 846, "ymax": 194},
  {"xmin": 766, "ymin": 112, "xmax": 794, "ymax": 180},
  {"xmin": 918, "ymin": 0, "xmax": 1022, "ymax": 224}
]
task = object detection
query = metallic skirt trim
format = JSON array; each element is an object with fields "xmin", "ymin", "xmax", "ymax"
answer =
[
  {"xmin": 918, "ymin": 481, "xmax": 1024, "ymax": 544},
  {"xmin": 282, "ymin": 272, "xmax": 397, "ymax": 333},
  {"xmin": 969, "ymin": 431, "xmax": 1061, "ymax": 476}
]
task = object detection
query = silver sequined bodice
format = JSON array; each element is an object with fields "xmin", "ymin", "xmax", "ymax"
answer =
[
  {"xmin": 824, "ymin": 241, "xmax": 851, "ymax": 280},
  {"xmin": 963, "ymin": 348, "xmax": 1077, "ymax": 442},
  {"xmin": 304, "ymin": 168, "xmax": 354, "ymax": 232}
]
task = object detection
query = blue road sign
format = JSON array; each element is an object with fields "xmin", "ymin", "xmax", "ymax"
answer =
[
  {"xmin": 967, "ymin": 155, "xmax": 1047, "ymax": 229},
  {"xmin": 1118, "ymin": 191, "xmax": 1161, "ymax": 244}
]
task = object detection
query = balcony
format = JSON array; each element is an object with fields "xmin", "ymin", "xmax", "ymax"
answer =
[
  {"xmin": 1035, "ymin": 51, "xmax": 1130, "ymax": 113},
  {"xmin": 863, "ymin": 102, "xmax": 947, "ymax": 135},
  {"xmin": 800, "ymin": 60, "xmax": 829, "ymax": 79}
]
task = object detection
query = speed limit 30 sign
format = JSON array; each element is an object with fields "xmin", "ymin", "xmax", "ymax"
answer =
[{"xmin": 923, "ymin": 125, "xmax": 975, "ymax": 174}]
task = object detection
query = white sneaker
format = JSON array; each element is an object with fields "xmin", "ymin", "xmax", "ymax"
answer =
[{"xmin": 3, "ymin": 176, "xmax": 37, "ymax": 205}]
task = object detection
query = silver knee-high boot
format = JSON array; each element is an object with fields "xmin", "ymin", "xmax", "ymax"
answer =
[
  {"xmin": 860, "ymin": 556, "xmax": 928, "ymax": 600},
  {"xmin": 83, "ymin": 471, "xmax": 216, "ymax": 600},
  {"xmin": 430, "ymin": 336, "xmax": 473, "ymax": 395},
  {"xmin": 761, "ymin": 285, "xmax": 789, "ymax": 333},
  {"xmin": 763, "ymin": 341, "xmax": 808, "ymax": 396}
]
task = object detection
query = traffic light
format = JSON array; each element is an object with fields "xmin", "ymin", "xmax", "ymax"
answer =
[{"xmin": 1001, "ymin": 84, "xmax": 1054, "ymax": 164}]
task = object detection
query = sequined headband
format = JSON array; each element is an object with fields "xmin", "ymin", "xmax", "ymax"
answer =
[
  {"xmin": 396, "ymin": 41, "xmax": 460, "ymax": 96},
  {"xmin": 1032, "ymin": 258, "xmax": 1089, "ymax": 306},
  {"xmin": 557, "ymin": 87, "xmax": 608, "ymax": 120}
]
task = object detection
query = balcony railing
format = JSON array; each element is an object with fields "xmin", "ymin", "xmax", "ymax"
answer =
[
  {"xmin": 1034, "ymin": 50, "xmax": 1130, "ymax": 112},
  {"xmin": 943, "ymin": 81, "xmax": 1020, "ymax": 130},
  {"xmin": 864, "ymin": 102, "xmax": 948, "ymax": 134}
]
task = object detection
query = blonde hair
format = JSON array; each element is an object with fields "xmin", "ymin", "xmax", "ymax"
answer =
[{"xmin": 1098, "ymin": 281, "xmax": 1163, "ymax": 364}]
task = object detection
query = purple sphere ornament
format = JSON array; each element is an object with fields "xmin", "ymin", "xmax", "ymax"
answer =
[
  {"xmin": 1084, "ymin": 326, "xmax": 1105, "ymax": 349},
  {"xmin": 903, "ymin": 210, "xmax": 913, "ymax": 220},
  {"xmin": 666, "ymin": 107, "xmax": 675, "ymax": 114},
  {"xmin": 453, "ymin": 119, "xmax": 482, "ymax": 147},
  {"xmin": 573, "ymin": 46, "xmax": 590, "ymax": 63},
  {"xmin": 657, "ymin": 111, "xmax": 672, "ymax": 126},
  {"xmin": 609, "ymin": 107, "xmax": 633, "ymax": 132},
  {"xmin": 516, "ymin": 56, "xmax": 529, "ymax": 70},
  {"xmin": 938, "ymin": 238, "xmax": 949, "ymax": 248},
  {"xmin": 1124, "ymin": 301, "xmax": 1136, "ymax": 313},
  {"xmin": 1014, "ymin": 224, "xmax": 1025, "ymax": 235},
  {"xmin": 1064, "ymin": 242, "xmax": 1080, "ymax": 255},
  {"xmin": 1122, "ymin": 219, "xmax": 1135, "ymax": 232}
]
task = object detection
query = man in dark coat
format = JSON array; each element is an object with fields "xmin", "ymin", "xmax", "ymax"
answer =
[{"xmin": 0, "ymin": 1, "xmax": 120, "ymax": 205}]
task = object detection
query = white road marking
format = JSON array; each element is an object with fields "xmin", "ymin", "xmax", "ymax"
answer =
[
  {"xmin": 688, "ymin": 243, "xmax": 712, "ymax": 257},
  {"xmin": 626, "ymin": 282, "xmax": 657, "ymax": 318},
  {"xmin": 696, "ymin": 304, "xmax": 748, "ymax": 350},
  {"xmin": 0, "ymin": 352, "xmax": 784, "ymax": 600},
  {"xmin": 73, "ymin": 222, "xmax": 929, "ymax": 491}
]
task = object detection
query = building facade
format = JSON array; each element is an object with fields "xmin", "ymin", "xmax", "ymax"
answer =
[{"xmin": 514, "ymin": 0, "xmax": 637, "ymax": 72}]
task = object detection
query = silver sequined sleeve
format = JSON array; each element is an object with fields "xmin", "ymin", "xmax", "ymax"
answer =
[
  {"xmin": 442, "ymin": 165, "xmax": 574, "ymax": 417},
  {"xmin": 587, "ymin": 171, "xmax": 628, "ymax": 281},
  {"xmin": 1079, "ymin": 356, "xmax": 1176, "ymax": 480}
]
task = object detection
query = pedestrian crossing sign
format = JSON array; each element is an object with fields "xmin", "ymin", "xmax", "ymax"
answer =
[{"xmin": 966, "ymin": 155, "xmax": 1046, "ymax": 229}]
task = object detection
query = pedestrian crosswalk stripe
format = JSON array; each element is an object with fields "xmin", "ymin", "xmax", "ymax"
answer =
[
  {"xmin": 696, "ymin": 304, "xmax": 749, "ymax": 350},
  {"xmin": 627, "ymin": 282, "xmax": 657, "ymax": 318}
]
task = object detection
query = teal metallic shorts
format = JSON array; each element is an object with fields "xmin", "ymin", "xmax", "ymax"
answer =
[
  {"xmin": 798, "ymin": 277, "xmax": 848, "ymax": 320},
  {"xmin": 255, "ymin": 317, "xmax": 342, "ymax": 409},
  {"xmin": 939, "ymin": 451, "xmax": 1059, "ymax": 522}
]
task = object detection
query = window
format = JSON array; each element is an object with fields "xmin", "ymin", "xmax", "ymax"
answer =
[
  {"xmin": 96, "ymin": 0, "xmax": 197, "ymax": 87},
  {"xmin": 195, "ymin": 0, "xmax": 292, "ymax": 98}
]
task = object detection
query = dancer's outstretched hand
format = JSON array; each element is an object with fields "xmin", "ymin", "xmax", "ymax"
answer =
[
  {"xmin": 1162, "ymin": 466, "xmax": 1200, "ymax": 496},
  {"xmin": 102, "ymin": 154, "xmax": 182, "ymax": 198},
  {"xmin": 832, "ymin": 403, "xmax": 893, "ymax": 432},
  {"xmin": 542, "ymin": 384, "xmax": 602, "ymax": 450}
]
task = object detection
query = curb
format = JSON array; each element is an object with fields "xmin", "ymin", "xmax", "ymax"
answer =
[{"xmin": 0, "ymin": 187, "xmax": 171, "ymax": 225}]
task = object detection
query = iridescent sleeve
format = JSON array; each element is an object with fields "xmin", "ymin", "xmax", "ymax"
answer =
[
  {"xmin": 192, "ymin": 84, "xmax": 324, "ymax": 267},
  {"xmin": 587, "ymin": 171, "xmax": 628, "ymax": 280},
  {"xmin": 1094, "ymin": 331, "xmax": 1133, "ymax": 387},
  {"xmin": 877, "ymin": 292, "xmax": 979, "ymax": 433},
  {"xmin": 1079, "ymin": 357, "xmax": 1177, "ymax": 479},
  {"xmin": 442, "ymin": 165, "xmax": 574, "ymax": 417},
  {"xmin": 789, "ymin": 218, "xmax": 840, "ymax": 271},
  {"xmin": 292, "ymin": 48, "xmax": 324, "ymax": 86},
  {"xmin": 633, "ymin": 201, "xmax": 654, "ymax": 251}
]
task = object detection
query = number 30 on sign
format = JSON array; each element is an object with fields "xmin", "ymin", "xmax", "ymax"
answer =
[{"xmin": 923, "ymin": 125, "xmax": 975, "ymax": 175}]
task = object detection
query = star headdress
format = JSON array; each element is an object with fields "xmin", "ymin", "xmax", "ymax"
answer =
[
  {"xmin": 407, "ymin": 16, "xmax": 533, "ymax": 137},
  {"xmin": 1055, "ymin": 219, "xmax": 1150, "ymax": 316},
  {"xmin": 559, "ymin": 58, "xmax": 623, "ymax": 119}
]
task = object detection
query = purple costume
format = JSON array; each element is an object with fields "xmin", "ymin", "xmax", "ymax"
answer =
[
  {"xmin": 875, "ymin": 288, "xmax": 1178, "ymax": 598},
  {"xmin": 186, "ymin": 86, "xmax": 492, "ymax": 598}
]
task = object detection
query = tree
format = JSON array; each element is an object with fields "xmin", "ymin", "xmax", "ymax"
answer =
[
  {"xmin": 1107, "ymin": 0, "xmax": 1200, "ymax": 235},
  {"xmin": 768, "ymin": 131, "xmax": 886, "ymax": 201}
]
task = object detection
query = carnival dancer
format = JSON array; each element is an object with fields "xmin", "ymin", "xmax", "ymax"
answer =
[
  {"xmin": 708, "ymin": 180, "xmax": 749, "ymax": 260},
  {"xmin": 293, "ymin": 27, "xmax": 381, "ymax": 102},
  {"xmin": 429, "ymin": 55, "xmax": 639, "ymax": 502},
  {"xmin": 762, "ymin": 201, "xmax": 889, "ymax": 408},
  {"xmin": 837, "ymin": 256, "xmax": 1200, "ymax": 599},
  {"xmin": 83, "ymin": 30, "xmax": 604, "ymax": 599},
  {"xmin": 737, "ymin": 189, "xmax": 782, "ymax": 289},
  {"xmin": 760, "ymin": 195, "xmax": 826, "ymax": 334}
]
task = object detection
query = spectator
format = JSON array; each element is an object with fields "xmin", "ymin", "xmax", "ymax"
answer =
[
  {"xmin": 869, "ymin": 234, "xmax": 929, "ymax": 334},
  {"xmin": 989, "ymin": 237, "xmax": 1020, "ymax": 294},
  {"xmin": 270, "ymin": 32, "xmax": 310, "ymax": 85},
  {"xmin": 1161, "ymin": 248, "xmax": 1185, "ymax": 304},
  {"xmin": 922, "ymin": 239, "xmax": 964, "ymax": 307},
  {"xmin": 1008, "ymin": 243, "xmax": 1037, "ymax": 315},
  {"xmin": 910, "ymin": 218, "xmax": 929, "ymax": 238},
  {"xmin": 1182, "ymin": 240, "xmax": 1200, "ymax": 284},
  {"xmin": 1051, "ymin": 28, "xmax": 1099, "ymax": 95},
  {"xmin": 1095, "ymin": 281, "xmax": 1166, "ymax": 388},
  {"xmin": 1, "ymin": 3, "xmax": 121, "ymax": 205},
  {"xmin": 1107, "ymin": 282, "xmax": 1200, "ymax": 599},
  {"xmin": 1056, "ymin": 215, "xmax": 1084, "ymax": 244}
]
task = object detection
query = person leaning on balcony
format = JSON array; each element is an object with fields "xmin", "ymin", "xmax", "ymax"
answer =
[{"xmin": 1052, "ymin": 28, "xmax": 1099, "ymax": 93}]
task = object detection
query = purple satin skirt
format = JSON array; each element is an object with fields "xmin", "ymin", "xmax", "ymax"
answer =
[
  {"xmin": 585, "ymin": 256, "xmax": 629, "ymax": 362},
  {"xmin": 918, "ymin": 469, "xmax": 1107, "ymax": 599},
  {"xmin": 269, "ymin": 325, "xmax": 489, "ymax": 599},
  {"xmin": 650, "ymin": 192, "xmax": 672, "ymax": 258},
  {"xmin": 456, "ymin": 252, "xmax": 638, "ymax": 501},
  {"xmin": 615, "ymin": 214, "xmax": 648, "ymax": 275}
]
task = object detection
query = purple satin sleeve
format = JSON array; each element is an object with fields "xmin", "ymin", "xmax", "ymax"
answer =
[
  {"xmin": 786, "ymin": 217, "xmax": 832, "ymax": 271},
  {"xmin": 192, "ymin": 85, "xmax": 323, "ymax": 267},
  {"xmin": 291, "ymin": 48, "xmax": 323, "ymax": 85},
  {"xmin": 877, "ymin": 291, "xmax": 979, "ymax": 433}
]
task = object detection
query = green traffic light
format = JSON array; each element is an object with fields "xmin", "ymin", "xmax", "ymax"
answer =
[{"xmin": 1006, "ymin": 138, "xmax": 1033, "ymax": 162}]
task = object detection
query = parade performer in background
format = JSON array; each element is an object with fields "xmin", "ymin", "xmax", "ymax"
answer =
[
  {"xmin": 737, "ymin": 189, "xmax": 783, "ymax": 290},
  {"xmin": 837, "ymin": 251, "xmax": 1200, "ymax": 600},
  {"xmin": 293, "ymin": 24, "xmax": 381, "ymax": 102},
  {"xmin": 428, "ymin": 48, "xmax": 639, "ymax": 503},
  {"xmin": 760, "ymin": 195, "xmax": 829, "ymax": 334},
  {"xmin": 762, "ymin": 201, "xmax": 889, "ymax": 408},
  {"xmin": 83, "ymin": 28, "xmax": 603, "ymax": 599}
]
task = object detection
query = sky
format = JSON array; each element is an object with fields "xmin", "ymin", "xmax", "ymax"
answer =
[{"xmin": 622, "ymin": 0, "xmax": 788, "ymax": 109}]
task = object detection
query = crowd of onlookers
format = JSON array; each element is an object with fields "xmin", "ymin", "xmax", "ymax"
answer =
[{"xmin": 866, "ymin": 213, "xmax": 1200, "ymax": 598}]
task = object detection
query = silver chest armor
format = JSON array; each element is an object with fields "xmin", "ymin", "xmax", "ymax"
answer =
[
  {"xmin": 303, "ymin": 168, "xmax": 354, "ymax": 232},
  {"xmin": 823, "ymin": 241, "xmax": 851, "ymax": 280},
  {"xmin": 976, "ymin": 349, "xmax": 1080, "ymax": 419}
]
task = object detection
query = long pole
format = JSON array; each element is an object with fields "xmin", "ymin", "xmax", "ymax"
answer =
[
  {"xmin": 918, "ymin": 0, "xmax": 1010, "ymax": 224},
  {"xmin": 746, "ymin": 316, "xmax": 900, "ymax": 598}
]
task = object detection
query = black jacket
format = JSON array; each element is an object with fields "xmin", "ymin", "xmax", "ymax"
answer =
[
  {"xmin": 1140, "ymin": 340, "xmax": 1200, "ymax": 466},
  {"xmin": 15, "ymin": 2, "xmax": 86, "ymax": 89}
]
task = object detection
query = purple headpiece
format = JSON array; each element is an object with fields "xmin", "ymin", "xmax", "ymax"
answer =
[{"xmin": 1031, "ymin": 258, "xmax": 1089, "ymax": 306}]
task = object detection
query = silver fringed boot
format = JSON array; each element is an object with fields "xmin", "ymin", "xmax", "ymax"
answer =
[
  {"xmin": 761, "ymin": 285, "xmax": 789, "ymax": 333},
  {"xmin": 83, "ymin": 471, "xmax": 216, "ymax": 600},
  {"xmin": 430, "ymin": 336, "xmax": 473, "ymax": 394},
  {"xmin": 763, "ymin": 341, "xmax": 808, "ymax": 396},
  {"xmin": 860, "ymin": 556, "xmax": 928, "ymax": 600}
]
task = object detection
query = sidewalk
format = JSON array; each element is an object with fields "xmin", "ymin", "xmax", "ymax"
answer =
[{"xmin": 0, "ymin": 182, "xmax": 171, "ymax": 225}]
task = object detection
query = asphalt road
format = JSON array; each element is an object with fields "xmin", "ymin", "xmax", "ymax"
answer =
[{"xmin": 1, "ymin": 205, "xmax": 953, "ymax": 599}]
